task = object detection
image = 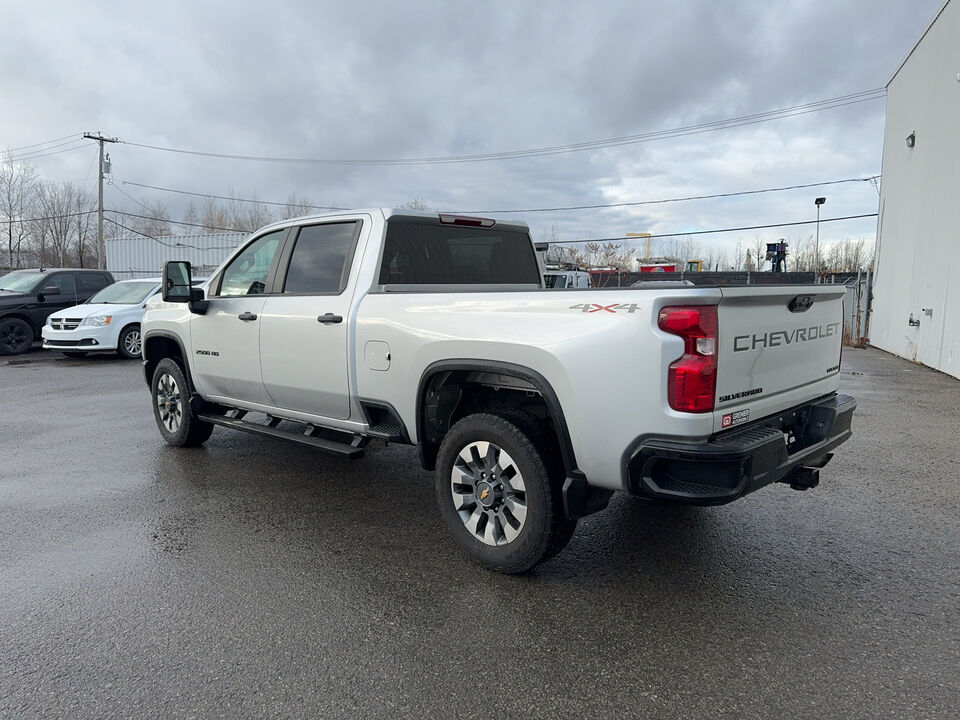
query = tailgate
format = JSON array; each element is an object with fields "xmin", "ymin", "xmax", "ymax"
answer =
[{"xmin": 713, "ymin": 285, "xmax": 845, "ymax": 433}]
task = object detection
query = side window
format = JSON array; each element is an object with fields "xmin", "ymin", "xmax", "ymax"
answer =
[
  {"xmin": 41, "ymin": 273, "xmax": 76, "ymax": 297},
  {"xmin": 76, "ymin": 273, "xmax": 108, "ymax": 293},
  {"xmin": 282, "ymin": 222, "xmax": 358, "ymax": 294},
  {"xmin": 218, "ymin": 230, "xmax": 284, "ymax": 296}
]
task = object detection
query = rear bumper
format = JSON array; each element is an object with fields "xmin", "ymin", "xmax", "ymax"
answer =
[{"xmin": 626, "ymin": 393, "xmax": 856, "ymax": 505}]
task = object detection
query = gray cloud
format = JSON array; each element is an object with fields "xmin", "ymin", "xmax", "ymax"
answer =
[{"xmin": 1, "ymin": 0, "xmax": 943, "ymax": 259}]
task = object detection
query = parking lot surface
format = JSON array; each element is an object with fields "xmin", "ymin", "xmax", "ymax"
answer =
[{"xmin": 1, "ymin": 346, "xmax": 957, "ymax": 719}]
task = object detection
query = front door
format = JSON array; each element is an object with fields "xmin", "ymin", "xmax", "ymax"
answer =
[
  {"xmin": 259, "ymin": 221, "xmax": 361, "ymax": 419},
  {"xmin": 27, "ymin": 272, "xmax": 78, "ymax": 328},
  {"xmin": 189, "ymin": 230, "xmax": 286, "ymax": 406}
]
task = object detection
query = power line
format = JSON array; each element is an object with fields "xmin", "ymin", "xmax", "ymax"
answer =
[
  {"xmin": 458, "ymin": 176, "xmax": 881, "ymax": 214},
  {"xmin": 123, "ymin": 174, "xmax": 880, "ymax": 216},
  {"xmin": 3, "ymin": 209, "xmax": 99, "ymax": 224},
  {"xmin": 103, "ymin": 216, "xmax": 240, "ymax": 250},
  {"xmin": 547, "ymin": 213, "xmax": 879, "ymax": 244},
  {"xmin": 106, "ymin": 208, "xmax": 247, "ymax": 235},
  {"xmin": 121, "ymin": 180, "xmax": 341, "ymax": 211},
  {"xmin": 3, "ymin": 134, "xmax": 80, "ymax": 153},
  {"xmin": 117, "ymin": 88, "xmax": 886, "ymax": 166},
  {"xmin": 9, "ymin": 140, "xmax": 91, "ymax": 163},
  {"xmin": 108, "ymin": 178, "xmax": 162, "ymax": 214}
]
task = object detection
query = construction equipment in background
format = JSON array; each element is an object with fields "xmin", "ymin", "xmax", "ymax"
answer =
[{"xmin": 765, "ymin": 239, "xmax": 789, "ymax": 272}]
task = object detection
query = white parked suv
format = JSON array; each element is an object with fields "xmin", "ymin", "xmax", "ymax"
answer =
[{"xmin": 43, "ymin": 278, "xmax": 160, "ymax": 358}]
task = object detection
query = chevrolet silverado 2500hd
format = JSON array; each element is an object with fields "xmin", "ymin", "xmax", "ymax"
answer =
[{"xmin": 142, "ymin": 209, "xmax": 856, "ymax": 573}]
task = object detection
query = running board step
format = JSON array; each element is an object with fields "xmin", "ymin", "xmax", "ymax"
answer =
[{"xmin": 198, "ymin": 413, "xmax": 366, "ymax": 459}]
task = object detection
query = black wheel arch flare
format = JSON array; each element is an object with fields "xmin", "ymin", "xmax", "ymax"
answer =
[{"xmin": 415, "ymin": 359, "xmax": 584, "ymax": 481}]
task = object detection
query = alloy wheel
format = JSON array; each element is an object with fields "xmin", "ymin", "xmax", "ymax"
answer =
[
  {"xmin": 450, "ymin": 440, "xmax": 528, "ymax": 546},
  {"xmin": 124, "ymin": 329, "xmax": 142, "ymax": 356},
  {"xmin": 156, "ymin": 373, "xmax": 182, "ymax": 433}
]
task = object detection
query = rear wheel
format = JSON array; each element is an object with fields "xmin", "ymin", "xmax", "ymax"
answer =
[
  {"xmin": 151, "ymin": 357, "xmax": 214, "ymax": 447},
  {"xmin": 435, "ymin": 412, "xmax": 576, "ymax": 573},
  {"xmin": 117, "ymin": 324, "xmax": 142, "ymax": 359},
  {"xmin": 0, "ymin": 317, "xmax": 33, "ymax": 355}
]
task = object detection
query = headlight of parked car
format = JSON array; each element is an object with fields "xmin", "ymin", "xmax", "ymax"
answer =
[
  {"xmin": 81, "ymin": 315, "xmax": 112, "ymax": 327},
  {"xmin": 46, "ymin": 315, "xmax": 54, "ymax": 327}
]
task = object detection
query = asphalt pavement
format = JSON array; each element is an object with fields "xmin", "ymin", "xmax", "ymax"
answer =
[{"xmin": 1, "ymin": 346, "xmax": 957, "ymax": 719}]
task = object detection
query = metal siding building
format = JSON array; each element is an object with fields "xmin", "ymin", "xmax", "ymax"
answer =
[
  {"xmin": 872, "ymin": 0, "xmax": 960, "ymax": 379},
  {"xmin": 106, "ymin": 232, "xmax": 247, "ymax": 279}
]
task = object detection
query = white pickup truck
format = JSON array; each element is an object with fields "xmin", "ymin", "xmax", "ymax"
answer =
[{"xmin": 143, "ymin": 209, "xmax": 856, "ymax": 573}]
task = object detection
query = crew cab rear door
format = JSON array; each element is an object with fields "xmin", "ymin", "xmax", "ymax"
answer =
[
  {"xmin": 713, "ymin": 285, "xmax": 845, "ymax": 432},
  {"xmin": 259, "ymin": 220, "xmax": 363, "ymax": 420}
]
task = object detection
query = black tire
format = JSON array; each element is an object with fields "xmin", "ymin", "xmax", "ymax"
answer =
[
  {"xmin": 487, "ymin": 408, "xmax": 578, "ymax": 562},
  {"xmin": 62, "ymin": 351, "xmax": 88, "ymax": 358},
  {"xmin": 117, "ymin": 324, "xmax": 142, "ymax": 359},
  {"xmin": 151, "ymin": 357, "xmax": 214, "ymax": 447},
  {"xmin": 0, "ymin": 317, "xmax": 34, "ymax": 356},
  {"xmin": 435, "ymin": 412, "xmax": 577, "ymax": 574}
]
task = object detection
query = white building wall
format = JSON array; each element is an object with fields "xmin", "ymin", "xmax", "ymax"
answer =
[
  {"xmin": 872, "ymin": 0, "xmax": 960, "ymax": 379},
  {"xmin": 106, "ymin": 232, "xmax": 247, "ymax": 279}
]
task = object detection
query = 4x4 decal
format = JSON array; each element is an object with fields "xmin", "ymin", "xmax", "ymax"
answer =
[{"xmin": 569, "ymin": 303, "xmax": 640, "ymax": 314}]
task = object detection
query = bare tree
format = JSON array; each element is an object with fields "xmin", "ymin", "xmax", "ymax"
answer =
[
  {"xmin": 732, "ymin": 240, "xmax": 746, "ymax": 271},
  {"xmin": 821, "ymin": 237, "xmax": 871, "ymax": 273},
  {"xmin": 132, "ymin": 198, "xmax": 172, "ymax": 237},
  {"xmin": 34, "ymin": 182, "xmax": 83, "ymax": 266},
  {"xmin": 751, "ymin": 235, "xmax": 768, "ymax": 272},
  {"xmin": 72, "ymin": 188, "xmax": 97, "ymax": 266},
  {"xmin": 280, "ymin": 193, "xmax": 319, "ymax": 220},
  {"xmin": 0, "ymin": 152, "xmax": 38, "ymax": 269},
  {"xmin": 401, "ymin": 198, "xmax": 431, "ymax": 211},
  {"xmin": 198, "ymin": 197, "xmax": 230, "ymax": 232},
  {"xmin": 183, "ymin": 201, "xmax": 199, "ymax": 226},
  {"xmin": 224, "ymin": 191, "xmax": 272, "ymax": 232}
]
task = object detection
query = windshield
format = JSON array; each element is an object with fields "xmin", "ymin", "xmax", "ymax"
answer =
[
  {"xmin": 544, "ymin": 274, "xmax": 567, "ymax": 288},
  {"xmin": 89, "ymin": 281, "xmax": 159, "ymax": 305},
  {"xmin": 0, "ymin": 271, "xmax": 45, "ymax": 293}
]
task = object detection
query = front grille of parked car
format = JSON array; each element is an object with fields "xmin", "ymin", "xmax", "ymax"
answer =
[{"xmin": 51, "ymin": 318, "xmax": 82, "ymax": 330}]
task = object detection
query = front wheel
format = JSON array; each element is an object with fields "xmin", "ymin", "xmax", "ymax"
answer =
[
  {"xmin": 435, "ymin": 412, "xmax": 576, "ymax": 574},
  {"xmin": 117, "ymin": 324, "xmax": 142, "ymax": 359},
  {"xmin": 151, "ymin": 358, "xmax": 214, "ymax": 447},
  {"xmin": 0, "ymin": 317, "xmax": 33, "ymax": 355}
]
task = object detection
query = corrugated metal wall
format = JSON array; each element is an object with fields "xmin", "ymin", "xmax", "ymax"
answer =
[{"xmin": 106, "ymin": 232, "xmax": 247, "ymax": 278}]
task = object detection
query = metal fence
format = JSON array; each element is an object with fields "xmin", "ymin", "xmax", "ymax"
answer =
[{"xmin": 842, "ymin": 269, "xmax": 872, "ymax": 345}]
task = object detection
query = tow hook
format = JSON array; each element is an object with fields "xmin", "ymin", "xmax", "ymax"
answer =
[{"xmin": 789, "ymin": 466, "xmax": 820, "ymax": 491}]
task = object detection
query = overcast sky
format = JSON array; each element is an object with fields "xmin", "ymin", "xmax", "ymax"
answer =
[{"xmin": 0, "ymin": 0, "xmax": 946, "ymax": 261}]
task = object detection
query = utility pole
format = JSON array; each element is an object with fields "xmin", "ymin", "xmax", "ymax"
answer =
[{"xmin": 83, "ymin": 132, "xmax": 118, "ymax": 269}]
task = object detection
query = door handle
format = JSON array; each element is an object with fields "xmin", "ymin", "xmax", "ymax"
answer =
[
  {"xmin": 318, "ymin": 313, "xmax": 343, "ymax": 324},
  {"xmin": 238, "ymin": 311, "xmax": 258, "ymax": 322}
]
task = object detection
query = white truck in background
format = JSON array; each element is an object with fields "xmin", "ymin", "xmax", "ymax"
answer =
[
  {"xmin": 142, "ymin": 209, "xmax": 856, "ymax": 573},
  {"xmin": 544, "ymin": 264, "xmax": 593, "ymax": 289}
]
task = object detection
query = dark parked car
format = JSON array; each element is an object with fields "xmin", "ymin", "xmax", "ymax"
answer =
[{"xmin": 0, "ymin": 268, "xmax": 115, "ymax": 355}]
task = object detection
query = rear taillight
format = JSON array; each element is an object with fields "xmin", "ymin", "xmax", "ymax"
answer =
[{"xmin": 658, "ymin": 305, "xmax": 718, "ymax": 413}]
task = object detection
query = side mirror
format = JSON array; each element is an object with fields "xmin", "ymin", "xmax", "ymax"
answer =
[
  {"xmin": 163, "ymin": 261, "xmax": 193, "ymax": 302},
  {"xmin": 39, "ymin": 285, "xmax": 60, "ymax": 296}
]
